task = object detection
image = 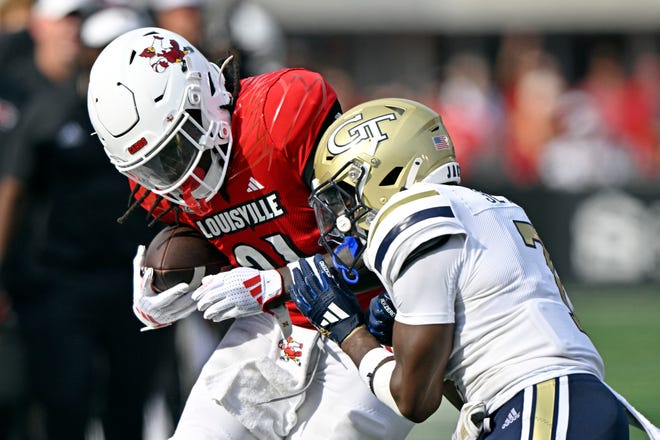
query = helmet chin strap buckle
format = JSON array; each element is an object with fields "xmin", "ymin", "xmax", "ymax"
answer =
[{"xmin": 182, "ymin": 186, "xmax": 213, "ymax": 216}]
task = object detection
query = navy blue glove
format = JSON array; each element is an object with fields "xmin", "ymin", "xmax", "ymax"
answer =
[
  {"xmin": 365, "ymin": 291, "xmax": 397, "ymax": 346},
  {"xmin": 289, "ymin": 254, "xmax": 363, "ymax": 345}
]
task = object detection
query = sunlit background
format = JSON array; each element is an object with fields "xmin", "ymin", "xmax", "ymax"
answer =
[{"xmin": 0, "ymin": 0, "xmax": 658, "ymax": 438}]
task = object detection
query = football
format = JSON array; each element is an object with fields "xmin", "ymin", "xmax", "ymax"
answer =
[{"xmin": 144, "ymin": 224, "xmax": 231, "ymax": 293}]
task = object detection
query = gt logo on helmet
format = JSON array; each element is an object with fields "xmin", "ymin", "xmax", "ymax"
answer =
[{"xmin": 327, "ymin": 112, "xmax": 397, "ymax": 156}]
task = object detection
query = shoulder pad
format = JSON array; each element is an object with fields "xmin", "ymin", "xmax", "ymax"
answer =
[{"xmin": 365, "ymin": 184, "xmax": 465, "ymax": 288}]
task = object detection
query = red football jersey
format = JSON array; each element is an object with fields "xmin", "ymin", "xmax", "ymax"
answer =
[{"xmin": 133, "ymin": 68, "xmax": 376, "ymax": 327}]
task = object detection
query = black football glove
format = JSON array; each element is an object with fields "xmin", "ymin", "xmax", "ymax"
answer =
[
  {"xmin": 289, "ymin": 254, "xmax": 363, "ymax": 345},
  {"xmin": 365, "ymin": 290, "xmax": 397, "ymax": 346}
]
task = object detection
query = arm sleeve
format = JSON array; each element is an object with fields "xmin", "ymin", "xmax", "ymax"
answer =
[{"xmin": 393, "ymin": 234, "xmax": 465, "ymax": 326}]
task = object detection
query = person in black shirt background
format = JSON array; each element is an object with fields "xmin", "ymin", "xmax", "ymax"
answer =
[{"xmin": 0, "ymin": 2, "xmax": 182, "ymax": 438}]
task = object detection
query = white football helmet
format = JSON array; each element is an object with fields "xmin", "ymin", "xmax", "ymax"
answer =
[
  {"xmin": 87, "ymin": 27, "xmax": 233, "ymax": 211},
  {"xmin": 310, "ymin": 98, "xmax": 461, "ymax": 268}
]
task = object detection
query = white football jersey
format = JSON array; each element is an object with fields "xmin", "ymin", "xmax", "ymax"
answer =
[{"xmin": 363, "ymin": 183, "xmax": 605, "ymax": 411}]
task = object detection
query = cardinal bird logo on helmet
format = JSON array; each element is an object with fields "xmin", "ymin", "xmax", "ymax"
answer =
[{"xmin": 139, "ymin": 34, "xmax": 193, "ymax": 73}]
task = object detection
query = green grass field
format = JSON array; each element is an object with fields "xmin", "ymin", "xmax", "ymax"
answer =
[{"xmin": 409, "ymin": 283, "xmax": 660, "ymax": 439}]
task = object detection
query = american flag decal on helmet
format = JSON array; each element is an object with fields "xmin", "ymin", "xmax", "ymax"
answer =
[{"xmin": 433, "ymin": 135, "xmax": 450, "ymax": 150}]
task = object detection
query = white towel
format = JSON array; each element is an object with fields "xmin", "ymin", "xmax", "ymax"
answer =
[{"xmin": 202, "ymin": 313, "xmax": 321, "ymax": 440}]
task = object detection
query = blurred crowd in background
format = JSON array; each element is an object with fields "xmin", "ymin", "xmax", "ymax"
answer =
[
  {"xmin": 289, "ymin": 32, "xmax": 660, "ymax": 192},
  {"xmin": 3, "ymin": 0, "xmax": 659, "ymax": 192},
  {"xmin": 0, "ymin": 0, "xmax": 658, "ymax": 439}
]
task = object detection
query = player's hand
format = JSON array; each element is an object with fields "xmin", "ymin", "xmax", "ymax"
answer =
[
  {"xmin": 192, "ymin": 266, "xmax": 287, "ymax": 318},
  {"xmin": 365, "ymin": 291, "xmax": 396, "ymax": 346},
  {"xmin": 289, "ymin": 254, "xmax": 363, "ymax": 345},
  {"xmin": 132, "ymin": 245, "xmax": 196, "ymax": 331}
]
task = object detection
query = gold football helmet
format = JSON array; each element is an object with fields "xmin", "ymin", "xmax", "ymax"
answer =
[{"xmin": 310, "ymin": 98, "xmax": 460, "ymax": 273}]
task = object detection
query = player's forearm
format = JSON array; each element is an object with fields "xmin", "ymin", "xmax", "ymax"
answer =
[
  {"xmin": 340, "ymin": 325, "xmax": 382, "ymax": 367},
  {"xmin": 342, "ymin": 325, "xmax": 406, "ymax": 419}
]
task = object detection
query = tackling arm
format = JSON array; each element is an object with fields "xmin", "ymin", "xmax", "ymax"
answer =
[
  {"xmin": 389, "ymin": 321, "xmax": 453, "ymax": 421},
  {"xmin": 340, "ymin": 321, "xmax": 453, "ymax": 422},
  {"xmin": 288, "ymin": 254, "xmax": 455, "ymax": 423}
]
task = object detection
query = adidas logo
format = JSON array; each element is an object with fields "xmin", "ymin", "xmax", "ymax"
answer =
[
  {"xmin": 501, "ymin": 407, "xmax": 520, "ymax": 430},
  {"xmin": 247, "ymin": 177, "xmax": 264, "ymax": 192},
  {"xmin": 243, "ymin": 275, "xmax": 264, "ymax": 305},
  {"xmin": 321, "ymin": 303, "xmax": 349, "ymax": 326}
]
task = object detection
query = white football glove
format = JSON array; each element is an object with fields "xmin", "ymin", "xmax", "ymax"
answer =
[
  {"xmin": 191, "ymin": 267, "xmax": 292, "ymax": 337},
  {"xmin": 132, "ymin": 245, "xmax": 197, "ymax": 331}
]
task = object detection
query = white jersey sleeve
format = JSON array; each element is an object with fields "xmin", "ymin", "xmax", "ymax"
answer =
[
  {"xmin": 392, "ymin": 234, "xmax": 465, "ymax": 326},
  {"xmin": 363, "ymin": 184, "xmax": 466, "ymax": 292}
]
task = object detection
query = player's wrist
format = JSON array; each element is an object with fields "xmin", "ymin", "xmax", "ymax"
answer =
[
  {"xmin": 261, "ymin": 269, "xmax": 284, "ymax": 308},
  {"xmin": 329, "ymin": 314, "xmax": 364, "ymax": 346},
  {"xmin": 341, "ymin": 324, "xmax": 367, "ymax": 346}
]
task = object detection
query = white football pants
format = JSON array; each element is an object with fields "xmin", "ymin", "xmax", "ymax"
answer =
[{"xmin": 170, "ymin": 315, "xmax": 414, "ymax": 440}]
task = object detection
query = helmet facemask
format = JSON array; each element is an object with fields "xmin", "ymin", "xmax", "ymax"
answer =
[
  {"xmin": 119, "ymin": 106, "xmax": 232, "ymax": 212},
  {"xmin": 309, "ymin": 159, "xmax": 375, "ymax": 281}
]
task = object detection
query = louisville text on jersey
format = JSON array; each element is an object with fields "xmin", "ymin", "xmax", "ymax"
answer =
[{"xmin": 195, "ymin": 191, "xmax": 286, "ymax": 238}]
